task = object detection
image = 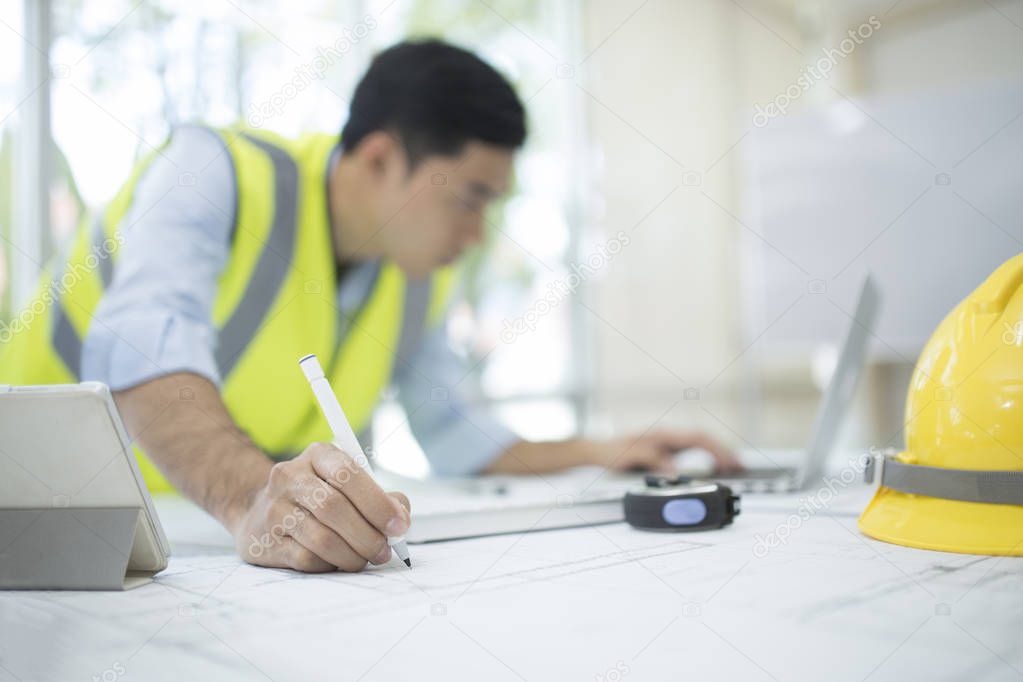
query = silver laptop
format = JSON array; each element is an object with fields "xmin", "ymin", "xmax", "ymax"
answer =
[{"xmin": 701, "ymin": 275, "xmax": 881, "ymax": 493}]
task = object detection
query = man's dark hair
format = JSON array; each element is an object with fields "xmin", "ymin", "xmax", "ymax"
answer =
[{"xmin": 341, "ymin": 40, "xmax": 527, "ymax": 167}]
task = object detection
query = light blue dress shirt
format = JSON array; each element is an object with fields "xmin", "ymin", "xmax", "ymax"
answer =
[{"xmin": 81, "ymin": 126, "xmax": 517, "ymax": 476}]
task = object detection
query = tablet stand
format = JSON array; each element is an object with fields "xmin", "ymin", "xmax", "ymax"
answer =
[{"xmin": 0, "ymin": 507, "xmax": 155, "ymax": 590}]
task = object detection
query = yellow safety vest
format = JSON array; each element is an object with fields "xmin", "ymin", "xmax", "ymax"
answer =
[{"xmin": 0, "ymin": 127, "xmax": 453, "ymax": 493}]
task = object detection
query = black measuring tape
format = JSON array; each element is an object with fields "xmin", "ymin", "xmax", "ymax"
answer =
[{"xmin": 624, "ymin": 476, "xmax": 740, "ymax": 532}]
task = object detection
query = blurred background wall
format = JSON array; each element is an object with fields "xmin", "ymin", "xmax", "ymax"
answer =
[
  {"xmin": 1, "ymin": 0, "xmax": 1020, "ymax": 475},
  {"xmin": 582, "ymin": 0, "xmax": 1022, "ymax": 461}
]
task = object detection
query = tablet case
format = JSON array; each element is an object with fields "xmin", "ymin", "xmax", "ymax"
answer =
[{"xmin": 0, "ymin": 383, "xmax": 170, "ymax": 591}]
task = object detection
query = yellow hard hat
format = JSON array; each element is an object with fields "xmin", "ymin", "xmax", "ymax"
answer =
[{"xmin": 858, "ymin": 252, "xmax": 1023, "ymax": 556}]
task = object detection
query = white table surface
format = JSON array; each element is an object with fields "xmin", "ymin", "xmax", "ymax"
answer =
[{"xmin": 1, "ymin": 478, "xmax": 1021, "ymax": 682}]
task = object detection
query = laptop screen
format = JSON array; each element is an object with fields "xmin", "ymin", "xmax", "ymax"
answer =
[{"xmin": 801, "ymin": 276, "xmax": 881, "ymax": 484}]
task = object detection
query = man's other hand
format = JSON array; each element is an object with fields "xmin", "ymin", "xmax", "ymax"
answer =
[{"xmin": 588, "ymin": 430, "xmax": 742, "ymax": 475}]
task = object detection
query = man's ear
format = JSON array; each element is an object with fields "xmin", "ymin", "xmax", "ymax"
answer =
[{"xmin": 354, "ymin": 130, "xmax": 407, "ymax": 181}]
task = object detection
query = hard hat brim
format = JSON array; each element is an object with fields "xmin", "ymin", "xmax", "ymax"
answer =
[{"xmin": 859, "ymin": 487, "xmax": 1023, "ymax": 556}]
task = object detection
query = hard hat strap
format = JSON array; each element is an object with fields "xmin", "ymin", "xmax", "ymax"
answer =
[{"xmin": 865, "ymin": 455, "xmax": 1023, "ymax": 505}]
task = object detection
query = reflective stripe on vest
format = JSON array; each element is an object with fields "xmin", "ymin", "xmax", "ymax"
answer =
[
  {"xmin": 214, "ymin": 133, "xmax": 299, "ymax": 379},
  {"xmin": 52, "ymin": 306, "xmax": 81, "ymax": 378}
]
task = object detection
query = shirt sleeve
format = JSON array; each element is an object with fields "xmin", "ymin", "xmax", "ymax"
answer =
[
  {"xmin": 81, "ymin": 126, "xmax": 235, "ymax": 390},
  {"xmin": 393, "ymin": 324, "xmax": 521, "ymax": 477}
]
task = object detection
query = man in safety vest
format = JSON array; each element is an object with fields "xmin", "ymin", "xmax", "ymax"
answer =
[{"xmin": 0, "ymin": 40, "xmax": 738, "ymax": 572}]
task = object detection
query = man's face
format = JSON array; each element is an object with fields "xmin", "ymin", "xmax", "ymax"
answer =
[{"xmin": 376, "ymin": 141, "xmax": 514, "ymax": 279}]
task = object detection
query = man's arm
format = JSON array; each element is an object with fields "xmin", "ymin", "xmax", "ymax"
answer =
[
  {"xmin": 484, "ymin": 431, "xmax": 743, "ymax": 475},
  {"xmin": 395, "ymin": 325, "xmax": 741, "ymax": 476},
  {"xmin": 393, "ymin": 326, "xmax": 521, "ymax": 476},
  {"xmin": 112, "ymin": 372, "xmax": 270, "ymax": 534},
  {"xmin": 115, "ymin": 372, "xmax": 411, "ymax": 572}
]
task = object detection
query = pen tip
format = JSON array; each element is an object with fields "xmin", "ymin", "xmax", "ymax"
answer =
[{"xmin": 403, "ymin": 558, "xmax": 412, "ymax": 569}]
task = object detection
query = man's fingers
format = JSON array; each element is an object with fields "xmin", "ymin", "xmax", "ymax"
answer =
[
  {"xmin": 641, "ymin": 447, "xmax": 676, "ymax": 475},
  {"xmin": 309, "ymin": 443, "xmax": 410, "ymax": 537},
  {"xmin": 389, "ymin": 491, "xmax": 411, "ymax": 515},
  {"xmin": 697, "ymin": 437, "xmax": 743, "ymax": 472},
  {"xmin": 650, "ymin": 430, "xmax": 742, "ymax": 473},
  {"xmin": 288, "ymin": 513, "xmax": 369, "ymax": 573},
  {"xmin": 608, "ymin": 446, "xmax": 674, "ymax": 474},
  {"xmin": 302, "ymin": 484, "xmax": 390, "ymax": 563},
  {"xmin": 653, "ymin": 455, "xmax": 677, "ymax": 475},
  {"xmin": 246, "ymin": 444, "xmax": 411, "ymax": 573},
  {"xmin": 283, "ymin": 537, "xmax": 341, "ymax": 573}
]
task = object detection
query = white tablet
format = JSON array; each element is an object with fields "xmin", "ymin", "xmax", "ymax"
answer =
[{"xmin": 0, "ymin": 382, "xmax": 170, "ymax": 589}]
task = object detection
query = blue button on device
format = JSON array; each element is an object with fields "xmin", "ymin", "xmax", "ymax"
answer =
[{"xmin": 661, "ymin": 498, "xmax": 707, "ymax": 526}]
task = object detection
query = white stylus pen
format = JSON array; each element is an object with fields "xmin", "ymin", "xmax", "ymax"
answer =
[{"xmin": 298, "ymin": 353, "xmax": 412, "ymax": 569}]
